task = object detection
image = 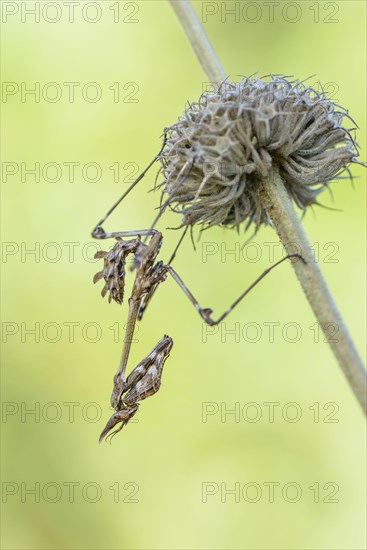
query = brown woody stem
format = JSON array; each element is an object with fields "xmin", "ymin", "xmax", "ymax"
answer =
[{"xmin": 169, "ymin": 0, "xmax": 367, "ymax": 414}]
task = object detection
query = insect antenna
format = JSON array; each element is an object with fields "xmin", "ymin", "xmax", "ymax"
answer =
[{"xmin": 105, "ymin": 428, "xmax": 121, "ymax": 444}]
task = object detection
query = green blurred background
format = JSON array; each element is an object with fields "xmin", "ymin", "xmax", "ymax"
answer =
[{"xmin": 1, "ymin": 1, "xmax": 366, "ymax": 549}]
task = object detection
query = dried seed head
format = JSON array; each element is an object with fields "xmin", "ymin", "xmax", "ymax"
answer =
[
  {"xmin": 159, "ymin": 76, "xmax": 360, "ymax": 231},
  {"xmin": 93, "ymin": 240, "xmax": 139, "ymax": 304}
]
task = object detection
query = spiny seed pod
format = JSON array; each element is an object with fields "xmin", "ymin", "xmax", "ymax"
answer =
[
  {"xmin": 93, "ymin": 240, "xmax": 138, "ymax": 304},
  {"xmin": 159, "ymin": 75, "xmax": 360, "ymax": 231}
]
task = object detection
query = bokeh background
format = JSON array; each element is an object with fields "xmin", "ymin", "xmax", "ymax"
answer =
[{"xmin": 1, "ymin": 1, "xmax": 366, "ymax": 549}]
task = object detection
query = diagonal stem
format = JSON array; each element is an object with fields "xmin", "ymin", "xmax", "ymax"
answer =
[
  {"xmin": 260, "ymin": 170, "xmax": 367, "ymax": 412},
  {"xmin": 168, "ymin": 0, "xmax": 367, "ymax": 414},
  {"xmin": 169, "ymin": 0, "xmax": 225, "ymax": 83}
]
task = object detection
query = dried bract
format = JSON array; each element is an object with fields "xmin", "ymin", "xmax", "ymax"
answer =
[{"xmin": 160, "ymin": 75, "xmax": 360, "ymax": 231}]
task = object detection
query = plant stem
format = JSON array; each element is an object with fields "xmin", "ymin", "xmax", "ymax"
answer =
[
  {"xmin": 168, "ymin": 0, "xmax": 367, "ymax": 414},
  {"xmin": 169, "ymin": 0, "xmax": 225, "ymax": 83},
  {"xmin": 260, "ymin": 169, "xmax": 367, "ymax": 413}
]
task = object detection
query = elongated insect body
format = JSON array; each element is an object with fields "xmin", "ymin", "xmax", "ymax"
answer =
[
  {"xmin": 98, "ymin": 335, "xmax": 173, "ymax": 443},
  {"xmin": 91, "ymin": 93, "xmax": 314, "ymax": 441},
  {"xmin": 93, "ymin": 230, "xmax": 175, "ymax": 442},
  {"xmin": 93, "ymin": 226, "xmax": 304, "ymax": 442}
]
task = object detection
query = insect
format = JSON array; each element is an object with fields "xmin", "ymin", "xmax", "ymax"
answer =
[
  {"xmin": 93, "ymin": 226, "xmax": 174, "ymax": 442},
  {"xmin": 98, "ymin": 335, "xmax": 173, "ymax": 443},
  {"xmin": 92, "ymin": 136, "xmax": 306, "ymax": 442}
]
